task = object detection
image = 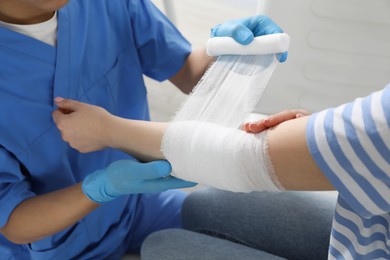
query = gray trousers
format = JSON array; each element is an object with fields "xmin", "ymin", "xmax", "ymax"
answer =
[{"xmin": 141, "ymin": 188, "xmax": 337, "ymax": 260}]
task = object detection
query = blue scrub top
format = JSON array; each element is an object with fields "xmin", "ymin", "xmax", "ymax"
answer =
[{"xmin": 0, "ymin": 0, "xmax": 191, "ymax": 258}]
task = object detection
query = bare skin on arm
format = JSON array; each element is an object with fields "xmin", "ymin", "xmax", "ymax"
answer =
[
  {"xmin": 0, "ymin": 183, "xmax": 99, "ymax": 244},
  {"xmin": 170, "ymin": 48, "xmax": 215, "ymax": 94},
  {"xmin": 267, "ymin": 116, "xmax": 334, "ymax": 191}
]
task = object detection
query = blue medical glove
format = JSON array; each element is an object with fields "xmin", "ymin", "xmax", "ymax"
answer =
[
  {"xmin": 211, "ymin": 15, "xmax": 288, "ymax": 62},
  {"xmin": 82, "ymin": 159, "xmax": 197, "ymax": 203}
]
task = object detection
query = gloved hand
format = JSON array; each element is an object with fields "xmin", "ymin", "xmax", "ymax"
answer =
[
  {"xmin": 82, "ymin": 159, "xmax": 197, "ymax": 203},
  {"xmin": 211, "ymin": 15, "xmax": 288, "ymax": 62}
]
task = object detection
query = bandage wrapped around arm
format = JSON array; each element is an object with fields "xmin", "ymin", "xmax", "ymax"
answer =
[
  {"xmin": 161, "ymin": 34, "xmax": 290, "ymax": 193},
  {"xmin": 162, "ymin": 121, "xmax": 282, "ymax": 192}
]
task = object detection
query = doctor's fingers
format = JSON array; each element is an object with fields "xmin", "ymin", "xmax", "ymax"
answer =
[{"xmin": 145, "ymin": 177, "xmax": 197, "ymax": 192}]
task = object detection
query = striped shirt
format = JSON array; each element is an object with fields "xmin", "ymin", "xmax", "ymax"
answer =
[{"xmin": 307, "ymin": 84, "xmax": 390, "ymax": 259}]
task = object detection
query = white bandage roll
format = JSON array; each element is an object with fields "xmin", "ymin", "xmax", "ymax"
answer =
[
  {"xmin": 206, "ymin": 33, "xmax": 290, "ymax": 56},
  {"xmin": 162, "ymin": 121, "xmax": 282, "ymax": 192}
]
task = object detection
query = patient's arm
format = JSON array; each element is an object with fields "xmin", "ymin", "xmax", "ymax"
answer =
[
  {"xmin": 52, "ymin": 98, "xmax": 333, "ymax": 190},
  {"xmin": 52, "ymin": 97, "xmax": 167, "ymax": 162}
]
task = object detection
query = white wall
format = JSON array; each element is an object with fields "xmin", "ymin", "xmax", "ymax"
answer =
[{"xmin": 149, "ymin": 0, "xmax": 390, "ymax": 120}]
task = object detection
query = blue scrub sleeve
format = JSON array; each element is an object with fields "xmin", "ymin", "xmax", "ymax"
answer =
[
  {"xmin": 0, "ymin": 147, "xmax": 35, "ymax": 228},
  {"xmin": 126, "ymin": 0, "xmax": 192, "ymax": 81}
]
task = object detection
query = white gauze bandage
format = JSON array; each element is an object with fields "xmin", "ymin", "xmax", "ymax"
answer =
[
  {"xmin": 163, "ymin": 121, "xmax": 279, "ymax": 192},
  {"xmin": 162, "ymin": 34, "xmax": 289, "ymax": 192}
]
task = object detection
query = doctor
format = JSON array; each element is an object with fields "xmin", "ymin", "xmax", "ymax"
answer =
[{"xmin": 0, "ymin": 0, "xmax": 284, "ymax": 258}]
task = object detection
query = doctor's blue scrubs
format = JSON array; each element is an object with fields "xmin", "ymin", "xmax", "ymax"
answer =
[{"xmin": 0, "ymin": 0, "xmax": 191, "ymax": 258}]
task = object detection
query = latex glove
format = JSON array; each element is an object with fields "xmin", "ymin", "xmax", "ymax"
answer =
[
  {"xmin": 211, "ymin": 15, "xmax": 288, "ymax": 62},
  {"xmin": 82, "ymin": 159, "xmax": 196, "ymax": 203}
]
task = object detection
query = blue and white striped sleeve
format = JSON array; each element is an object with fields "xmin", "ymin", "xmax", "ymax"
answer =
[{"xmin": 306, "ymin": 85, "xmax": 390, "ymax": 218}]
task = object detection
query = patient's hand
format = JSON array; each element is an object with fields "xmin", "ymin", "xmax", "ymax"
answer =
[
  {"xmin": 52, "ymin": 97, "xmax": 113, "ymax": 153},
  {"xmin": 242, "ymin": 109, "xmax": 310, "ymax": 133}
]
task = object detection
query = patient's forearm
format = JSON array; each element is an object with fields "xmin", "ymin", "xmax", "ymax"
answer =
[
  {"xmin": 107, "ymin": 115, "xmax": 333, "ymax": 191},
  {"xmin": 107, "ymin": 116, "xmax": 167, "ymax": 162},
  {"xmin": 267, "ymin": 116, "xmax": 334, "ymax": 191}
]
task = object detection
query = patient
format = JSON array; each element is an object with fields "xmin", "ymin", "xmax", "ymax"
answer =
[{"xmin": 52, "ymin": 81, "xmax": 390, "ymax": 259}]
